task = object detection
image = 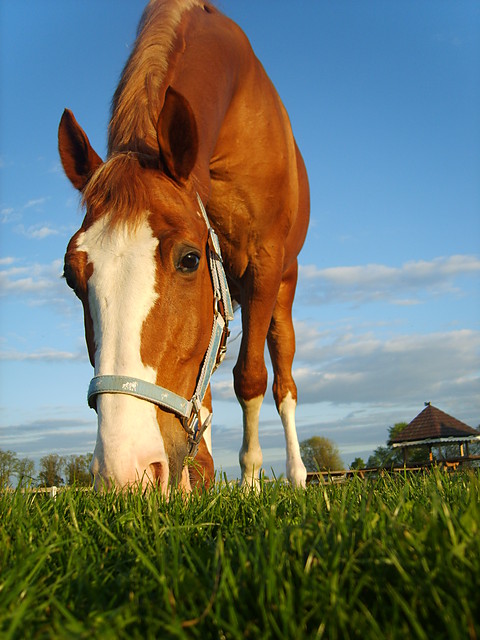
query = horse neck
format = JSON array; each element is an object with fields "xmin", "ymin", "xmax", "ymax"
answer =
[
  {"xmin": 108, "ymin": 0, "xmax": 203, "ymax": 155},
  {"xmin": 107, "ymin": 1, "xmax": 240, "ymax": 167}
]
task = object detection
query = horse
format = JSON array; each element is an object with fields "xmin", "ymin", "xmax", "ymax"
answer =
[{"xmin": 59, "ymin": 0, "xmax": 309, "ymax": 493}]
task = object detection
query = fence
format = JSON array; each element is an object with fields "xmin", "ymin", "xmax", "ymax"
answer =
[{"xmin": 306, "ymin": 456, "xmax": 480, "ymax": 484}]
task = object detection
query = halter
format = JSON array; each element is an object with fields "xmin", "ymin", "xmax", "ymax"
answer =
[{"xmin": 87, "ymin": 193, "xmax": 234, "ymax": 458}]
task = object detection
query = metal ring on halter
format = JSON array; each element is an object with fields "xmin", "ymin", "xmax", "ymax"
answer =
[{"xmin": 183, "ymin": 406, "xmax": 213, "ymax": 458}]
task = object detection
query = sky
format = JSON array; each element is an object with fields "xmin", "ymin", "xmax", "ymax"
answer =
[{"xmin": 1, "ymin": 0, "xmax": 479, "ymax": 479}]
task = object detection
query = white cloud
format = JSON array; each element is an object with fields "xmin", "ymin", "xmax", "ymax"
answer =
[
  {"xmin": 1, "ymin": 207, "xmax": 16, "ymax": 223},
  {"xmin": 0, "ymin": 348, "xmax": 87, "ymax": 362},
  {"xmin": 212, "ymin": 319, "xmax": 479, "ymax": 421},
  {"xmin": 0, "ymin": 258, "xmax": 77, "ymax": 313},
  {"xmin": 0, "ymin": 417, "xmax": 97, "ymax": 461},
  {"xmin": 299, "ymin": 255, "xmax": 480, "ymax": 306},
  {"xmin": 211, "ymin": 322, "xmax": 480, "ymax": 474},
  {"xmin": 32, "ymin": 226, "xmax": 59, "ymax": 239},
  {"xmin": 23, "ymin": 197, "xmax": 48, "ymax": 210},
  {"xmin": 293, "ymin": 327, "xmax": 479, "ymax": 412},
  {"xmin": 1, "ymin": 197, "xmax": 52, "ymax": 227},
  {"xmin": 16, "ymin": 224, "xmax": 59, "ymax": 239},
  {"xmin": 0, "ymin": 259, "xmax": 63, "ymax": 295}
]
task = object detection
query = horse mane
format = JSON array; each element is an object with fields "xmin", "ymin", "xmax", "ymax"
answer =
[
  {"xmin": 82, "ymin": 153, "xmax": 160, "ymax": 229},
  {"xmin": 108, "ymin": 0, "xmax": 205, "ymax": 155}
]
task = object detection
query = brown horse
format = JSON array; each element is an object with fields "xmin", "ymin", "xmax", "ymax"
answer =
[{"xmin": 59, "ymin": 0, "xmax": 309, "ymax": 492}]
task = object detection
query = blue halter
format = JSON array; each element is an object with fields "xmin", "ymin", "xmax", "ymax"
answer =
[{"xmin": 87, "ymin": 194, "xmax": 234, "ymax": 458}]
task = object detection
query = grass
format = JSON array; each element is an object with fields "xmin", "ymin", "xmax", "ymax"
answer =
[{"xmin": 1, "ymin": 470, "xmax": 479, "ymax": 639}]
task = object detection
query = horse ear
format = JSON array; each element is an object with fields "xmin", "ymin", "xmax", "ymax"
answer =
[
  {"xmin": 157, "ymin": 87, "xmax": 198, "ymax": 183},
  {"xmin": 58, "ymin": 109, "xmax": 103, "ymax": 191}
]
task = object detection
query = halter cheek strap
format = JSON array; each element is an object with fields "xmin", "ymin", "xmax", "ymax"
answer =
[{"xmin": 87, "ymin": 193, "xmax": 234, "ymax": 459}]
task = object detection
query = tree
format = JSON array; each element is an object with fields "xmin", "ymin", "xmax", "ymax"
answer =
[
  {"xmin": 15, "ymin": 457, "xmax": 36, "ymax": 487},
  {"xmin": 350, "ymin": 457, "xmax": 365, "ymax": 470},
  {"xmin": 64, "ymin": 454, "xmax": 93, "ymax": 486},
  {"xmin": 387, "ymin": 421, "xmax": 429, "ymax": 465},
  {"xmin": 366, "ymin": 424, "xmax": 407, "ymax": 468},
  {"xmin": 0, "ymin": 449, "xmax": 18, "ymax": 488},
  {"xmin": 38, "ymin": 454, "xmax": 64, "ymax": 487},
  {"xmin": 300, "ymin": 436, "xmax": 343, "ymax": 472},
  {"xmin": 387, "ymin": 422, "xmax": 408, "ymax": 443},
  {"xmin": 366, "ymin": 422, "xmax": 430, "ymax": 468},
  {"xmin": 366, "ymin": 446, "xmax": 397, "ymax": 469}
]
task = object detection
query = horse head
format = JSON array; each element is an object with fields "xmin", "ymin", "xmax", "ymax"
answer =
[{"xmin": 59, "ymin": 89, "xmax": 217, "ymax": 493}]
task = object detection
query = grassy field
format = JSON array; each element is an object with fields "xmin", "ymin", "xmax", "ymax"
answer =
[{"xmin": 1, "ymin": 470, "xmax": 479, "ymax": 639}]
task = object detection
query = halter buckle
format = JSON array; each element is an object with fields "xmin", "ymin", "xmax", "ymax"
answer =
[{"xmin": 182, "ymin": 398, "xmax": 212, "ymax": 458}]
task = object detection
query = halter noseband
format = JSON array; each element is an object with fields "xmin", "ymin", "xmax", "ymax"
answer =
[{"xmin": 87, "ymin": 193, "xmax": 234, "ymax": 459}]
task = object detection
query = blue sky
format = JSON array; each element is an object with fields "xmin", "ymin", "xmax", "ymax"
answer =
[{"xmin": 1, "ymin": 1, "xmax": 479, "ymax": 477}]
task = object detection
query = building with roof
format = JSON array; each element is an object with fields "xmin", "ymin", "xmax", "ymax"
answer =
[{"xmin": 390, "ymin": 403, "xmax": 480, "ymax": 466}]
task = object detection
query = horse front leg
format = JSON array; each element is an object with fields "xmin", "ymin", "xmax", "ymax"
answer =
[
  {"xmin": 267, "ymin": 261, "xmax": 307, "ymax": 487},
  {"xmin": 233, "ymin": 265, "xmax": 281, "ymax": 488}
]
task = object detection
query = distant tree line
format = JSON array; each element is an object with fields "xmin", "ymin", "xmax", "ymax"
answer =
[{"xmin": 0, "ymin": 449, "xmax": 93, "ymax": 488}]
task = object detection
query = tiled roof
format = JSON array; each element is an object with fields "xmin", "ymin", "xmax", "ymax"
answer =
[{"xmin": 390, "ymin": 404, "xmax": 478, "ymax": 444}]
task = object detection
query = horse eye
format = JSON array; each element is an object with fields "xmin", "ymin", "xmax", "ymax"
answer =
[{"xmin": 178, "ymin": 252, "xmax": 200, "ymax": 273}]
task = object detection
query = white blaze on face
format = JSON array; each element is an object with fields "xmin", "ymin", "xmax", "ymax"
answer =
[{"xmin": 77, "ymin": 214, "xmax": 168, "ymax": 488}]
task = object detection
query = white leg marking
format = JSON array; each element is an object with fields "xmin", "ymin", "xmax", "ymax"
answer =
[
  {"xmin": 238, "ymin": 395, "xmax": 264, "ymax": 488},
  {"xmin": 279, "ymin": 391, "xmax": 307, "ymax": 487},
  {"xmin": 78, "ymin": 215, "xmax": 169, "ymax": 490}
]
